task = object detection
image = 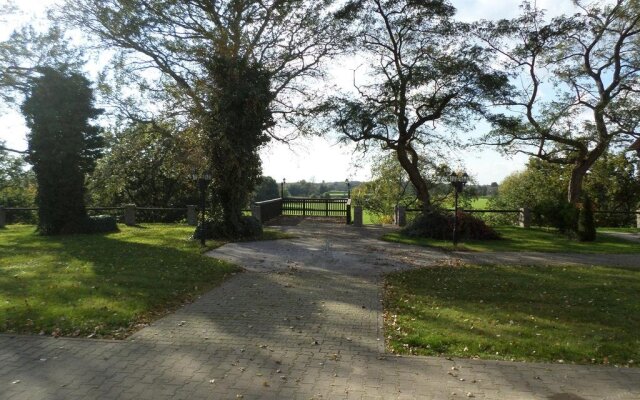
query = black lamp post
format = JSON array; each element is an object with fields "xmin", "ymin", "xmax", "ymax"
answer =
[
  {"xmin": 192, "ymin": 171, "xmax": 212, "ymax": 246},
  {"xmin": 345, "ymin": 179, "xmax": 351, "ymax": 198},
  {"xmin": 449, "ymin": 171, "xmax": 469, "ymax": 246},
  {"xmin": 281, "ymin": 178, "xmax": 286, "ymax": 198}
]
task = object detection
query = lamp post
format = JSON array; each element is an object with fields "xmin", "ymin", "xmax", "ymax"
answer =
[
  {"xmin": 192, "ymin": 171, "xmax": 212, "ymax": 246},
  {"xmin": 345, "ymin": 179, "xmax": 351, "ymax": 198},
  {"xmin": 449, "ymin": 171, "xmax": 469, "ymax": 246},
  {"xmin": 281, "ymin": 178, "xmax": 286, "ymax": 198}
]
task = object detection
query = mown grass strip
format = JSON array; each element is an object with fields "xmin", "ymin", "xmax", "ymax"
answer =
[{"xmin": 384, "ymin": 264, "xmax": 640, "ymax": 366}]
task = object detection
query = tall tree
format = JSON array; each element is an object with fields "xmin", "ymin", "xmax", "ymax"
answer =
[
  {"xmin": 22, "ymin": 67, "xmax": 104, "ymax": 235},
  {"xmin": 479, "ymin": 0, "xmax": 640, "ymax": 205},
  {"xmin": 327, "ymin": 0, "xmax": 509, "ymax": 211},
  {"xmin": 61, "ymin": 0, "xmax": 342, "ymax": 236}
]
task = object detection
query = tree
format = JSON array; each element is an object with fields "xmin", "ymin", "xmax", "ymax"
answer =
[
  {"xmin": 89, "ymin": 122, "xmax": 203, "ymax": 209},
  {"xmin": 0, "ymin": 141, "xmax": 36, "ymax": 220},
  {"xmin": 61, "ymin": 0, "xmax": 342, "ymax": 237},
  {"xmin": 480, "ymin": 1, "xmax": 640, "ymax": 206},
  {"xmin": 327, "ymin": 0, "xmax": 509, "ymax": 211},
  {"xmin": 352, "ymin": 153, "xmax": 416, "ymax": 222},
  {"xmin": 253, "ymin": 176, "xmax": 279, "ymax": 203},
  {"xmin": 22, "ymin": 67, "xmax": 104, "ymax": 235}
]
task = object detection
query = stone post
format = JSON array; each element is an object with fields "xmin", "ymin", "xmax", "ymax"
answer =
[
  {"xmin": 0, "ymin": 206, "xmax": 6, "ymax": 228},
  {"xmin": 353, "ymin": 206, "xmax": 363, "ymax": 227},
  {"xmin": 124, "ymin": 204, "xmax": 136, "ymax": 226},
  {"xmin": 187, "ymin": 205, "xmax": 197, "ymax": 226},
  {"xmin": 637, "ymin": 209, "xmax": 640, "ymax": 229},
  {"xmin": 394, "ymin": 206, "xmax": 407, "ymax": 227},
  {"xmin": 519, "ymin": 207, "xmax": 531, "ymax": 228},
  {"xmin": 252, "ymin": 204, "xmax": 262, "ymax": 223}
]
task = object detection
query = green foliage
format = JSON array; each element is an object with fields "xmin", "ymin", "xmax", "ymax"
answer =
[
  {"xmin": 402, "ymin": 210, "xmax": 500, "ymax": 241},
  {"xmin": 86, "ymin": 215, "xmax": 119, "ymax": 234},
  {"xmin": 352, "ymin": 154, "xmax": 416, "ymax": 221},
  {"xmin": 253, "ymin": 176, "xmax": 280, "ymax": 202},
  {"xmin": 22, "ymin": 67, "xmax": 103, "ymax": 235},
  {"xmin": 385, "ymin": 265, "xmax": 640, "ymax": 365},
  {"xmin": 577, "ymin": 195, "xmax": 596, "ymax": 242},
  {"xmin": 489, "ymin": 154, "xmax": 639, "ymax": 229},
  {"xmin": 88, "ymin": 122, "xmax": 201, "ymax": 211},
  {"xmin": 194, "ymin": 216, "xmax": 263, "ymax": 241},
  {"xmin": 0, "ymin": 143, "xmax": 36, "ymax": 222}
]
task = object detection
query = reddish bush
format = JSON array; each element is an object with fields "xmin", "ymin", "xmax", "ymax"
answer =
[{"xmin": 402, "ymin": 210, "xmax": 500, "ymax": 241}]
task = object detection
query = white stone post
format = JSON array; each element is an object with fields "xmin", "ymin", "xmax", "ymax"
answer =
[
  {"xmin": 636, "ymin": 209, "xmax": 640, "ymax": 229},
  {"xmin": 519, "ymin": 207, "xmax": 531, "ymax": 228}
]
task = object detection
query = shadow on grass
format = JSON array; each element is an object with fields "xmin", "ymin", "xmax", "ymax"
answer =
[{"xmin": 0, "ymin": 225, "xmax": 238, "ymax": 338}]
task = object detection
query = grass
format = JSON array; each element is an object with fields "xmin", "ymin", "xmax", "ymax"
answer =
[
  {"xmin": 384, "ymin": 264, "xmax": 640, "ymax": 366},
  {"xmin": 599, "ymin": 227, "xmax": 639, "ymax": 234},
  {"xmin": 0, "ymin": 224, "xmax": 252, "ymax": 339},
  {"xmin": 383, "ymin": 226, "xmax": 640, "ymax": 253}
]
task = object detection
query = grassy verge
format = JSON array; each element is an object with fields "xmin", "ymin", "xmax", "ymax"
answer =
[
  {"xmin": 382, "ymin": 226, "xmax": 640, "ymax": 253},
  {"xmin": 0, "ymin": 224, "xmax": 244, "ymax": 339},
  {"xmin": 384, "ymin": 265, "xmax": 640, "ymax": 366}
]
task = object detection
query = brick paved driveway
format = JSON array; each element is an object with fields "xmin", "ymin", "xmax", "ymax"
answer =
[{"xmin": 1, "ymin": 222, "xmax": 639, "ymax": 399}]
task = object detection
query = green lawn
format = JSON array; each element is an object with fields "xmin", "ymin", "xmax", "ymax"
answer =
[
  {"xmin": 384, "ymin": 265, "xmax": 640, "ymax": 366},
  {"xmin": 0, "ymin": 224, "xmax": 243, "ymax": 338},
  {"xmin": 383, "ymin": 226, "xmax": 640, "ymax": 253}
]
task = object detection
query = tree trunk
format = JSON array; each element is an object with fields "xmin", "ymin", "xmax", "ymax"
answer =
[
  {"xmin": 567, "ymin": 164, "xmax": 588, "ymax": 205},
  {"xmin": 396, "ymin": 145, "xmax": 431, "ymax": 211}
]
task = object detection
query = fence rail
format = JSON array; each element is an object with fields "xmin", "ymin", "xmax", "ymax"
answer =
[{"xmin": 0, "ymin": 205, "xmax": 198, "ymax": 227}]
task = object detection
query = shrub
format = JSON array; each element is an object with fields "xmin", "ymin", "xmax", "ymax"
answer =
[
  {"xmin": 577, "ymin": 195, "xmax": 596, "ymax": 242},
  {"xmin": 194, "ymin": 216, "xmax": 263, "ymax": 240},
  {"xmin": 532, "ymin": 200, "xmax": 578, "ymax": 234},
  {"xmin": 86, "ymin": 215, "xmax": 119, "ymax": 234},
  {"xmin": 402, "ymin": 210, "xmax": 500, "ymax": 241}
]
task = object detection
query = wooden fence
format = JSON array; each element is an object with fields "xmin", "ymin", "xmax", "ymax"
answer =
[{"xmin": 252, "ymin": 197, "xmax": 351, "ymax": 224}]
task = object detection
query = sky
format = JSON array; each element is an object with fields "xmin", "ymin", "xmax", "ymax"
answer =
[{"xmin": 0, "ymin": 0, "xmax": 580, "ymax": 184}]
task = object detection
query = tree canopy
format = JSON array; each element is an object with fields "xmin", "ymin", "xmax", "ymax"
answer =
[
  {"xmin": 480, "ymin": 0, "xmax": 640, "ymax": 205},
  {"xmin": 327, "ymin": 0, "xmax": 510, "ymax": 211}
]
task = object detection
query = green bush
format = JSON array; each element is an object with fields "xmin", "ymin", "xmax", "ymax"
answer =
[
  {"xmin": 532, "ymin": 200, "xmax": 578, "ymax": 234},
  {"xmin": 194, "ymin": 216, "xmax": 263, "ymax": 240},
  {"xmin": 86, "ymin": 215, "xmax": 119, "ymax": 234},
  {"xmin": 402, "ymin": 210, "xmax": 500, "ymax": 241},
  {"xmin": 577, "ymin": 195, "xmax": 596, "ymax": 242}
]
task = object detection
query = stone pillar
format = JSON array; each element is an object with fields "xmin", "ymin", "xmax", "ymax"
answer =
[
  {"xmin": 353, "ymin": 206, "xmax": 363, "ymax": 227},
  {"xmin": 637, "ymin": 209, "xmax": 640, "ymax": 229},
  {"xmin": 187, "ymin": 205, "xmax": 197, "ymax": 226},
  {"xmin": 394, "ymin": 206, "xmax": 407, "ymax": 227},
  {"xmin": 252, "ymin": 204, "xmax": 262, "ymax": 223},
  {"xmin": 124, "ymin": 204, "xmax": 136, "ymax": 226},
  {"xmin": 0, "ymin": 206, "xmax": 6, "ymax": 228},
  {"xmin": 519, "ymin": 207, "xmax": 531, "ymax": 228}
]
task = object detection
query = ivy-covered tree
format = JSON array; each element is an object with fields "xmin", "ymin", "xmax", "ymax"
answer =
[
  {"xmin": 61, "ymin": 0, "xmax": 342, "ymax": 237},
  {"xmin": 22, "ymin": 67, "xmax": 104, "ymax": 235}
]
